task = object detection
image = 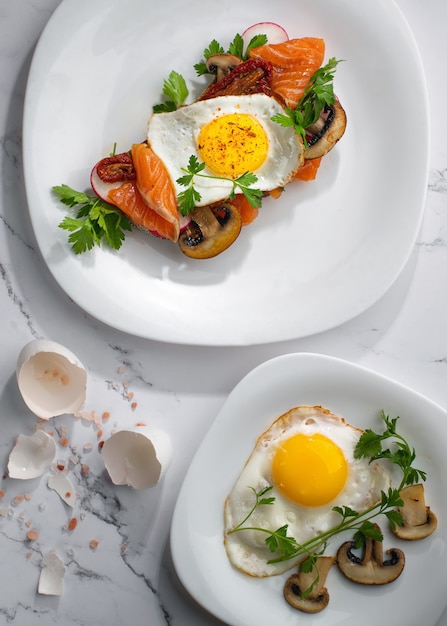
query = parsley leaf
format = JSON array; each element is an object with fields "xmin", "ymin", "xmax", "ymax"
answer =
[
  {"xmin": 153, "ymin": 70, "xmax": 189, "ymax": 112},
  {"xmin": 195, "ymin": 32, "xmax": 268, "ymax": 77},
  {"xmin": 355, "ymin": 410, "xmax": 427, "ymax": 487},
  {"xmin": 228, "ymin": 33, "xmax": 244, "ymax": 59},
  {"xmin": 176, "ymin": 155, "xmax": 263, "ymax": 216},
  {"xmin": 204, "ymin": 39, "xmax": 226, "ymax": 59},
  {"xmin": 176, "ymin": 186, "xmax": 202, "ymax": 216},
  {"xmin": 352, "ymin": 520, "xmax": 383, "ymax": 549},
  {"xmin": 153, "ymin": 101, "xmax": 178, "ymax": 113},
  {"xmin": 54, "ymin": 184, "xmax": 132, "ymax": 254},
  {"xmin": 265, "ymin": 525, "xmax": 300, "ymax": 558},
  {"xmin": 243, "ymin": 34, "xmax": 268, "ymax": 59},
  {"xmin": 194, "ymin": 39, "xmax": 225, "ymax": 76}
]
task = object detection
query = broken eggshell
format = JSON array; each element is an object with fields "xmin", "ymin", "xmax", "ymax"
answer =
[
  {"xmin": 8, "ymin": 430, "xmax": 56, "ymax": 479},
  {"xmin": 48, "ymin": 473, "xmax": 76, "ymax": 507},
  {"xmin": 16, "ymin": 339, "xmax": 87, "ymax": 419},
  {"xmin": 101, "ymin": 427, "xmax": 172, "ymax": 490},
  {"xmin": 38, "ymin": 551, "xmax": 65, "ymax": 596}
]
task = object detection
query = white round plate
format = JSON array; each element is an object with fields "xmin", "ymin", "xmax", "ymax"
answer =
[
  {"xmin": 23, "ymin": 0, "xmax": 428, "ymax": 345},
  {"xmin": 171, "ymin": 353, "xmax": 447, "ymax": 626}
]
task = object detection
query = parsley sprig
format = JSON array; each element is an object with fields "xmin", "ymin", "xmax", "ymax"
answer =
[
  {"xmin": 272, "ymin": 57, "xmax": 341, "ymax": 147},
  {"xmin": 194, "ymin": 33, "xmax": 268, "ymax": 76},
  {"xmin": 153, "ymin": 32, "xmax": 267, "ymax": 111},
  {"xmin": 54, "ymin": 185, "xmax": 132, "ymax": 254},
  {"xmin": 355, "ymin": 411, "xmax": 427, "ymax": 487},
  {"xmin": 153, "ymin": 70, "xmax": 189, "ymax": 113},
  {"xmin": 176, "ymin": 155, "xmax": 263, "ymax": 216},
  {"xmin": 228, "ymin": 411, "xmax": 426, "ymax": 565}
]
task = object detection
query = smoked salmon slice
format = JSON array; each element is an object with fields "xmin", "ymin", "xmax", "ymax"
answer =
[
  {"xmin": 128, "ymin": 142, "xmax": 180, "ymax": 241},
  {"xmin": 229, "ymin": 194, "xmax": 259, "ymax": 226},
  {"xmin": 108, "ymin": 181, "xmax": 179, "ymax": 242},
  {"xmin": 249, "ymin": 37, "xmax": 325, "ymax": 109},
  {"xmin": 294, "ymin": 157, "xmax": 322, "ymax": 182}
]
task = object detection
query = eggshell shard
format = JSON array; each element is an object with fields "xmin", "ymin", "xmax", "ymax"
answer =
[
  {"xmin": 48, "ymin": 473, "xmax": 76, "ymax": 507},
  {"xmin": 38, "ymin": 551, "xmax": 65, "ymax": 596},
  {"xmin": 101, "ymin": 427, "xmax": 172, "ymax": 490},
  {"xmin": 8, "ymin": 430, "xmax": 56, "ymax": 479},
  {"xmin": 16, "ymin": 339, "xmax": 87, "ymax": 419}
]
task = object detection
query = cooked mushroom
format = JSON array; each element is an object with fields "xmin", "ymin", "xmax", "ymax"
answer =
[
  {"xmin": 178, "ymin": 202, "xmax": 242, "ymax": 259},
  {"xmin": 392, "ymin": 483, "xmax": 437, "ymax": 540},
  {"xmin": 305, "ymin": 100, "xmax": 347, "ymax": 160},
  {"xmin": 284, "ymin": 556, "xmax": 335, "ymax": 613},
  {"xmin": 337, "ymin": 524, "xmax": 405, "ymax": 585},
  {"xmin": 205, "ymin": 53, "xmax": 243, "ymax": 82}
]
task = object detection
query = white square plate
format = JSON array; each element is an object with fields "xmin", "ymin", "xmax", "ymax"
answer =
[
  {"xmin": 23, "ymin": 0, "xmax": 428, "ymax": 345},
  {"xmin": 171, "ymin": 353, "xmax": 447, "ymax": 625}
]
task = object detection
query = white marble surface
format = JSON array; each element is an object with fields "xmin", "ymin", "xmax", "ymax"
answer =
[{"xmin": 0, "ymin": 0, "xmax": 446, "ymax": 624}]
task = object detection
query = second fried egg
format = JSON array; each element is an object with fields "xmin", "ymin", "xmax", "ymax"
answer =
[
  {"xmin": 147, "ymin": 93, "xmax": 304, "ymax": 207},
  {"xmin": 224, "ymin": 406, "xmax": 391, "ymax": 577}
]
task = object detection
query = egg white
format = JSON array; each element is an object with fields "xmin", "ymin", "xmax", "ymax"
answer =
[
  {"xmin": 224, "ymin": 406, "xmax": 391, "ymax": 577},
  {"xmin": 146, "ymin": 94, "xmax": 304, "ymax": 207}
]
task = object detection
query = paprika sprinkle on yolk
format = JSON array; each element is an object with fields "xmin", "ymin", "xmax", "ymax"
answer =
[{"xmin": 197, "ymin": 113, "xmax": 269, "ymax": 178}]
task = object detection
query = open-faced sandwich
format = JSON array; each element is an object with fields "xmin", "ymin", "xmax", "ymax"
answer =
[{"xmin": 54, "ymin": 22, "xmax": 346, "ymax": 259}]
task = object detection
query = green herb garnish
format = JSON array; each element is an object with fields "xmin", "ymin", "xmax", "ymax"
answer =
[
  {"xmin": 271, "ymin": 57, "xmax": 342, "ymax": 147},
  {"xmin": 54, "ymin": 185, "xmax": 132, "ymax": 254},
  {"xmin": 242, "ymin": 34, "xmax": 268, "ymax": 58},
  {"xmin": 153, "ymin": 70, "xmax": 189, "ymax": 113},
  {"xmin": 194, "ymin": 33, "xmax": 268, "ymax": 76},
  {"xmin": 228, "ymin": 411, "xmax": 425, "ymax": 565},
  {"xmin": 354, "ymin": 411, "xmax": 427, "ymax": 486},
  {"xmin": 194, "ymin": 39, "xmax": 225, "ymax": 76},
  {"xmin": 176, "ymin": 155, "xmax": 263, "ymax": 216}
]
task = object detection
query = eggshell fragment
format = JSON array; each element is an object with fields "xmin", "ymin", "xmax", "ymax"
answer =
[
  {"xmin": 17, "ymin": 340, "xmax": 87, "ymax": 419},
  {"xmin": 48, "ymin": 473, "xmax": 76, "ymax": 507},
  {"xmin": 101, "ymin": 427, "xmax": 172, "ymax": 490},
  {"xmin": 38, "ymin": 551, "xmax": 65, "ymax": 596},
  {"xmin": 8, "ymin": 430, "xmax": 56, "ymax": 479}
]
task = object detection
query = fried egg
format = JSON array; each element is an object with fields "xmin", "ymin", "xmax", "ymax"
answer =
[
  {"xmin": 147, "ymin": 94, "xmax": 304, "ymax": 207},
  {"xmin": 224, "ymin": 406, "xmax": 391, "ymax": 577}
]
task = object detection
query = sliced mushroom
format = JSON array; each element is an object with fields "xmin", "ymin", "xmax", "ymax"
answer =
[
  {"xmin": 392, "ymin": 483, "xmax": 437, "ymax": 540},
  {"xmin": 284, "ymin": 556, "xmax": 335, "ymax": 613},
  {"xmin": 337, "ymin": 525, "xmax": 405, "ymax": 585},
  {"xmin": 178, "ymin": 202, "xmax": 242, "ymax": 259},
  {"xmin": 305, "ymin": 100, "xmax": 347, "ymax": 160},
  {"xmin": 205, "ymin": 53, "xmax": 243, "ymax": 82}
]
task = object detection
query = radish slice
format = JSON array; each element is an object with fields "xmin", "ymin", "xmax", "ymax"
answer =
[
  {"xmin": 90, "ymin": 164, "xmax": 122, "ymax": 203},
  {"xmin": 242, "ymin": 22, "xmax": 289, "ymax": 49},
  {"xmin": 179, "ymin": 213, "xmax": 191, "ymax": 233}
]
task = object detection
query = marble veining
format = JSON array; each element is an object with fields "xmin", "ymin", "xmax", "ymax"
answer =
[{"xmin": 1, "ymin": 0, "xmax": 447, "ymax": 624}]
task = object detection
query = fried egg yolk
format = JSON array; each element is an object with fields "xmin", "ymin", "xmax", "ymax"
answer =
[
  {"xmin": 272, "ymin": 433, "xmax": 348, "ymax": 507},
  {"xmin": 197, "ymin": 113, "xmax": 269, "ymax": 178},
  {"xmin": 146, "ymin": 94, "xmax": 304, "ymax": 207}
]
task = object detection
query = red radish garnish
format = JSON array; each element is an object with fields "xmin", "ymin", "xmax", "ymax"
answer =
[
  {"xmin": 242, "ymin": 22, "xmax": 289, "ymax": 49},
  {"xmin": 90, "ymin": 163, "xmax": 123, "ymax": 203},
  {"xmin": 90, "ymin": 152, "xmax": 136, "ymax": 203},
  {"xmin": 179, "ymin": 213, "xmax": 191, "ymax": 233}
]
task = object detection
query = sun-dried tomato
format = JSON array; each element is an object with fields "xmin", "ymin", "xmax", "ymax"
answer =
[
  {"xmin": 198, "ymin": 58, "xmax": 273, "ymax": 101},
  {"xmin": 96, "ymin": 152, "xmax": 136, "ymax": 183}
]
